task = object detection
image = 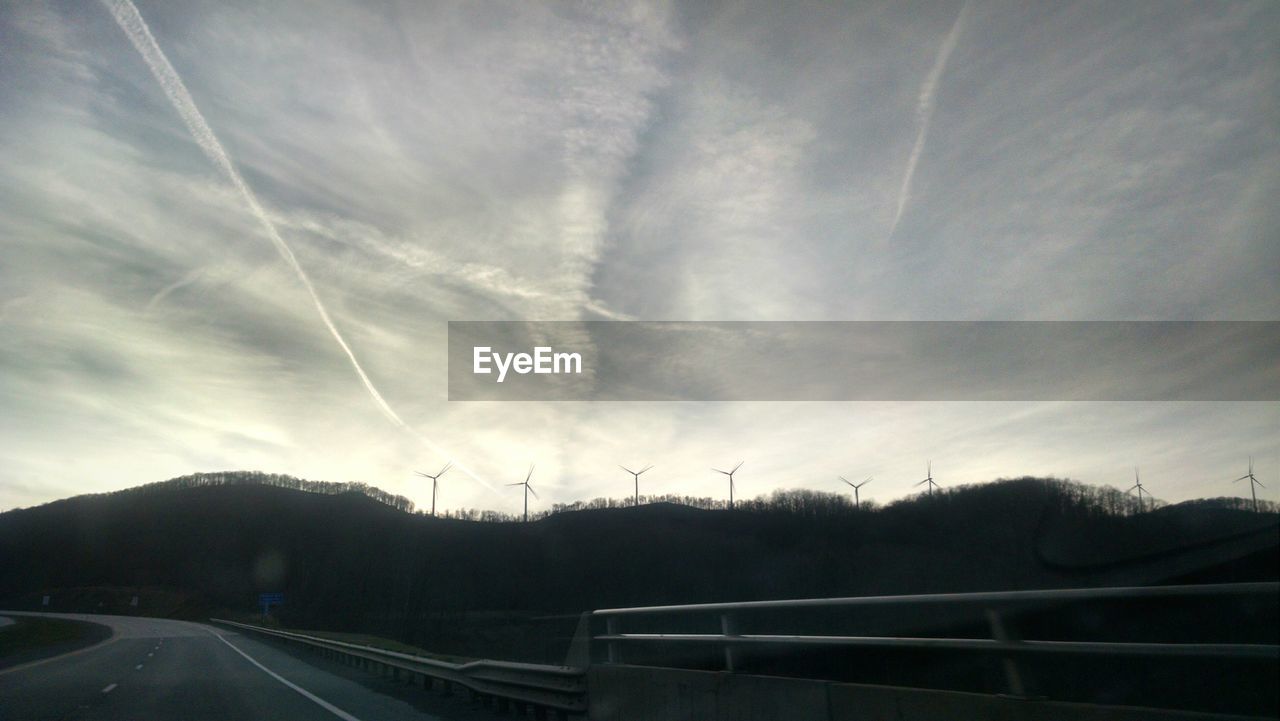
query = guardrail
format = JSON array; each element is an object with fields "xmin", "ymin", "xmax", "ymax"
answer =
[
  {"xmin": 211, "ymin": 619, "xmax": 586, "ymax": 719},
  {"xmin": 591, "ymin": 582, "xmax": 1280, "ymax": 696}
]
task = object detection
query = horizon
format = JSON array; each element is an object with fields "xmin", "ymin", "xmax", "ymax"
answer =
[
  {"xmin": 5, "ymin": 466, "xmax": 1275, "ymax": 518},
  {"xmin": 2, "ymin": 1, "xmax": 1276, "ymax": 515}
]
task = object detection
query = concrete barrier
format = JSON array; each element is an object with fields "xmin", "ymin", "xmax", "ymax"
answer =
[{"xmin": 588, "ymin": 665, "xmax": 1262, "ymax": 721}]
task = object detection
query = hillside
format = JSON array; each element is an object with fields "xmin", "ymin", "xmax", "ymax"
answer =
[{"xmin": 1, "ymin": 475, "xmax": 1275, "ymax": 660}]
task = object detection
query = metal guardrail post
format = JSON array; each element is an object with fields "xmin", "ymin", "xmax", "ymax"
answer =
[
  {"xmin": 985, "ymin": 608, "xmax": 1027, "ymax": 697},
  {"xmin": 607, "ymin": 616, "xmax": 620, "ymax": 663},
  {"xmin": 721, "ymin": 612, "xmax": 738, "ymax": 672}
]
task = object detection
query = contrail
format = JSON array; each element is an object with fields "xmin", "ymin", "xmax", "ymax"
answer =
[
  {"xmin": 888, "ymin": 0, "xmax": 970, "ymax": 239},
  {"xmin": 103, "ymin": 0, "xmax": 494, "ymax": 493},
  {"xmin": 145, "ymin": 268, "xmax": 204, "ymax": 311}
]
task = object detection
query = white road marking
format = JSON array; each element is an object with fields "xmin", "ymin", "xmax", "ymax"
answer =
[
  {"xmin": 206, "ymin": 629, "xmax": 364, "ymax": 721},
  {"xmin": 101, "ymin": 683, "xmax": 117, "ymax": 694},
  {"xmin": 135, "ymin": 664, "xmax": 143, "ymax": 670},
  {"xmin": 147, "ymin": 652, "xmax": 153, "ymax": 657}
]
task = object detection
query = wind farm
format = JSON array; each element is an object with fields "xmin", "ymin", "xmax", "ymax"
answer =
[
  {"xmin": 402, "ymin": 453, "xmax": 1275, "ymax": 521},
  {"xmin": 386, "ymin": 452, "xmax": 1280, "ymax": 526}
]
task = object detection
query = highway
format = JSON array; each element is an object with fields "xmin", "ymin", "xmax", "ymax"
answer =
[{"xmin": 0, "ymin": 613, "xmax": 479, "ymax": 721}]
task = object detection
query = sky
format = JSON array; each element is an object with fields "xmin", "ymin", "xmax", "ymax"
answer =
[{"xmin": 1, "ymin": 0, "xmax": 1276, "ymax": 514}]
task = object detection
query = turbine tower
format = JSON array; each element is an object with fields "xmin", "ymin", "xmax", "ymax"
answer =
[
  {"xmin": 507, "ymin": 465, "xmax": 538, "ymax": 522},
  {"xmin": 713, "ymin": 462, "xmax": 743, "ymax": 510},
  {"xmin": 839, "ymin": 476, "xmax": 873, "ymax": 509},
  {"xmin": 620, "ymin": 465, "xmax": 653, "ymax": 507},
  {"xmin": 1127, "ymin": 467, "xmax": 1150, "ymax": 512},
  {"xmin": 414, "ymin": 462, "xmax": 452, "ymax": 517},
  {"xmin": 1234, "ymin": 456, "xmax": 1265, "ymax": 513},
  {"xmin": 914, "ymin": 461, "xmax": 939, "ymax": 497}
]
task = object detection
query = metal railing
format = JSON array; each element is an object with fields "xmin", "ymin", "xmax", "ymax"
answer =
[
  {"xmin": 211, "ymin": 619, "xmax": 586, "ymax": 717},
  {"xmin": 592, "ymin": 582, "xmax": 1279, "ymax": 693}
]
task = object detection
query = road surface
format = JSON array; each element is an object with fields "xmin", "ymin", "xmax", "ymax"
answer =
[{"xmin": 0, "ymin": 612, "xmax": 476, "ymax": 721}]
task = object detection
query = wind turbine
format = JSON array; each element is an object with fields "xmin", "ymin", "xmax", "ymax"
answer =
[
  {"xmin": 414, "ymin": 462, "xmax": 452, "ymax": 517},
  {"xmin": 1234, "ymin": 456, "xmax": 1265, "ymax": 513},
  {"xmin": 620, "ymin": 465, "xmax": 653, "ymax": 507},
  {"xmin": 713, "ymin": 462, "xmax": 743, "ymax": 510},
  {"xmin": 507, "ymin": 465, "xmax": 538, "ymax": 522},
  {"xmin": 914, "ymin": 461, "xmax": 939, "ymax": 497},
  {"xmin": 839, "ymin": 476, "xmax": 872, "ymax": 509},
  {"xmin": 1127, "ymin": 467, "xmax": 1150, "ymax": 512}
]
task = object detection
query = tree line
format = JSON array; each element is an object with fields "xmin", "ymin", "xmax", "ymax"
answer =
[{"xmin": 63, "ymin": 470, "xmax": 417, "ymax": 514}]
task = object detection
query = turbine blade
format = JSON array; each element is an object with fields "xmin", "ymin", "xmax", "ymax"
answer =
[
  {"xmin": 732, "ymin": 461, "xmax": 744, "ymax": 473},
  {"xmin": 414, "ymin": 471, "xmax": 430, "ymax": 478},
  {"xmin": 527, "ymin": 485, "xmax": 539, "ymax": 499},
  {"xmin": 1255, "ymin": 479, "xmax": 1266, "ymax": 488},
  {"xmin": 526, "ymin": 465, "xmax": 535, "ymax": 483},
  {"xmin": 914, "ymin": 479, "xmax": 929, "ymax": 487},
  {"xmin": 506, "ymin": 482, "xmax": 524, "ymax": 487},
  {"xmin": 620, "ymin": 465, "xmax": 634, "ymax": 474},
  {"xmin": 640, "ymin": 465, "xmax": 654, "ymax": 474}
]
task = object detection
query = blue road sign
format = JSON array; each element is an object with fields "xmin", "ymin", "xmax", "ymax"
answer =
[{"xmin": 259, "ymin": 592, "xmax": 284, "ymax": 618}]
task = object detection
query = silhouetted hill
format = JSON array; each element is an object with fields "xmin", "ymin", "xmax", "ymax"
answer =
[{"xmin": 1, "ymin": 475, "xmax": 1275, "ymax": 659}]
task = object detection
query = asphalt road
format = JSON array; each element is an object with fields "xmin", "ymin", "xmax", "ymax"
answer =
[{"xmin": 0, "ymin": 612, "xmax": 461, "ymax": 721}]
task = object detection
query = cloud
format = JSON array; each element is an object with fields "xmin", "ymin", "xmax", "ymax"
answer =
[
  {"xmin": 102, "ymin": 0, "xmax": 504, "ymax": 490},
  {"xmin": 888, "ymin": 0, "xmax": 970, "ymax": 240},
  {"xmin": 0, "ymin": 0, "xmax": 1275, "ymax": 514},
  {"xmin": 102, "ymin": 0, "xmax": 408, "ymax": 429}
]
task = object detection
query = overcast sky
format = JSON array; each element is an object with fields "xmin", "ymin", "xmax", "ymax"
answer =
[{"xmin": 1, "ymin": 0, "xmax": 1276, "ymax": 514}]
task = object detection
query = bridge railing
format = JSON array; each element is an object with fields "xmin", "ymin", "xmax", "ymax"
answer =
[
  {"xmin": 210, "ymin": 618, "xmax": 586, "ymax": 718},
  {"xmin": 590, "ymin": 582, "xmax": 1279, "ymax": 696}
]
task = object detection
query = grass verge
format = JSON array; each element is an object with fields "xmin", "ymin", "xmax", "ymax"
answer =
[{"xmin": 0, "ymin": 615, "xmax": 113, "ymax": 669}]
